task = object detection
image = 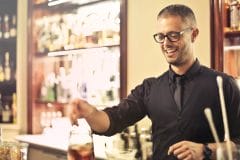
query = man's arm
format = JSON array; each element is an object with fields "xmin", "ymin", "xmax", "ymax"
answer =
[
  {"xmin": 168, "ymin": 140, "xmax": 236, "ymax": 160},
  {"xmin": 69, "ymin": 98, "xmax": 110, "ymax": 133}
]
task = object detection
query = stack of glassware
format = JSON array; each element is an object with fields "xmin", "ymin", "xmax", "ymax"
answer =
[{"xmin": 0, "ymin": 128, "xmax": 28, "ymax": 160}]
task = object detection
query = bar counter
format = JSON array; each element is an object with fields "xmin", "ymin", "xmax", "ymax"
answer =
[{"xmin": 16, "ymin": 134, "xmax": 107, "ymax": 160}]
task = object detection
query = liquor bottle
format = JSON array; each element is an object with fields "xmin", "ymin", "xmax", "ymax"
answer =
[
  {"xmin": 56, "ymin": 66, "xmax": 70, "ymax": 103},
  {"xmin": 140, "ymin": 128, "xmax": 153, "ymax": 160},
  {"xmin": 10, "ymin": 14, "xmax": 17, "ymax": 38},
  {"xmin": 0, "ymin": 94, "xmax": 3, "ymax": 122},
  {"xmin": 0, "ymin": 15, "xmax": 3, "ymax": 39},
  {"xmin": 4, "ymin": 51, "xmax": 11, "ymax": 81},
  {"xmin": 230, "ymin": 0, "xmax": 239, "ymax": 30},
  {"xmin": 134, "ymin": 125, "xmax": 143, "ymax": 160},
  {"xmin": 2, "ymin": 104, "xmax": 11, "ymax": 123},
  {"xmin": 3, "ymin": 14, "xmax": 10, "ymax": 39},
  {"xmin": 12, "ymin": 93, "xmax": 17, "ymax": 123},
  {"xmin": 0, "ymin": 65, "xmax": 4, "ymax": 82}
]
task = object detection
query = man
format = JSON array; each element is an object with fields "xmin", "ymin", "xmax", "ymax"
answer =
[{"xmin": 70, "ymin": 4, "xmax": 240, "ymax": 160}]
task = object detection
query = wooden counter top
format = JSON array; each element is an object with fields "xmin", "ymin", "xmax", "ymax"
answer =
[{"xmin": 16, "ymin": 134, "xmax": 107, "ymax": 159}]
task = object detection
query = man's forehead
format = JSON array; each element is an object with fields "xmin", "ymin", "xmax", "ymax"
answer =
[
  {"xmin": 157, "ymin": 14, "xmax": 183, "ymax": 22},
  {"xmin": 157, "ymin": 16, "xmax": 188, "ymax": 28}
]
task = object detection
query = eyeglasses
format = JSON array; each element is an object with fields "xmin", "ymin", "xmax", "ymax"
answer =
[{"xmin": 153, "ymin": 27, "xmax": 192, "ymax": 43}]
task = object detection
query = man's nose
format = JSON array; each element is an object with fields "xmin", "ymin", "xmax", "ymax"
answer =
[{"xmin": 162, "ymin": 36, "xmax": 171, "ymax": 45}]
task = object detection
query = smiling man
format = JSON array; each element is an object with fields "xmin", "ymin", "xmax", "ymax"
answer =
[{"xmin": 69, "ymin": 4, "xmax": 240, "ymax": 160}]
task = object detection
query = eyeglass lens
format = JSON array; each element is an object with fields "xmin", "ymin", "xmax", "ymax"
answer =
[
  {"xmin": 154, "ymin": 28, "xmax": 192, "ymax": 43},
  {"xmin": 154, "ymin": 32, "xmax": 181, "ymax": 43}
]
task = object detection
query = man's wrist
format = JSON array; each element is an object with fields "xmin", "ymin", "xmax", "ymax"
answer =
[
  {"xmin": 84, "ymin": 106, "xmax": 97, "ymax": 119},
  {"xmin": 203, "ymin": 143, "xmax": 212, "ymax": 160}
]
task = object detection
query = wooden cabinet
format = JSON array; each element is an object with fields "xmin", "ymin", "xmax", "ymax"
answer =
[
  {"xmin": 211, "ymin": 0, "xmax": 240, "ymax": 79},
  {"xmin": 0, "ymin": 0, "xmax": 17, "ymax": 125},
  {"xmin": 27, "ymin": 0, "xmax": 127, "ymax": 134}
]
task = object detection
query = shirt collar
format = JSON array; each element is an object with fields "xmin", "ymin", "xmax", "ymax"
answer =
[{"xmin": 169, "ymin": 59, "xmax": 201, "ymax": 83}]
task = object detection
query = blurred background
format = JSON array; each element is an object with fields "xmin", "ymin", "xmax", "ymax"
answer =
[{"xmin": 0, "ymin": 0, "xmax": 239, "ymax": 159}]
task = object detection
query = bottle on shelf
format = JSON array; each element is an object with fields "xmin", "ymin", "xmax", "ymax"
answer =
[
  {"xmin": 40, "ymin": 72, "xmax": 57, "ymax": 102},
  {"xmin": 134, "ymin": 125, "xmax": 143, "ymax": 159},
  {"xmin": 230, "ymin": 0, "xmax": 239, "ymax": 30},
  {"xmin": 2, "ymin": 104, "xmax": 11, "ymax": 123},
  {"xmin": 140, "ymin": 128, "xmax": 153, "ymax": 160},
  {"xmin": 4, "ymin": 51, "xmax": 11, "ymax": 81},
  {"xmin": 56, "ymin": 66, "xmax": 70, "ymax": 103},
  {"xmin": 0, "ymin": 15, "xmax": 3, "ymax": 39},
  {"xmin": 0, "ymin": 94, "xmax": 3, "ymax": 122},
  {"xmin": 10, "ymin": 14, "xmax": 17, "ymax": 38},
  {"xmin": 3, "ymin": 14, "xmax": 10, "ymax": 39},
  {"xmin": 0, "ymin": 64, "xmax": 4, "ymax": 82},
  {"xmin": 12, "ymin": 93, "xmax": 17, "ymax": 123}
]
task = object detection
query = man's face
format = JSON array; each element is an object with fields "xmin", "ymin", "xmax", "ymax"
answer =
[{"xmin": 156, "ymin": 15, "xmax": 194, "ymax": 67}]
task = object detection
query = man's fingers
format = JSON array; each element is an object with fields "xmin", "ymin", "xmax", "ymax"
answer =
[
  {"xmin": 70, "ymin": 113, "xmax": 78, "ymax": 125},
  {"xmin": 168, "ymin": 141, "xmax": 186, "ymax": 155},
  {"xmin": 176, "ymin": 149, "xmax": 191, "ymax": 159}
]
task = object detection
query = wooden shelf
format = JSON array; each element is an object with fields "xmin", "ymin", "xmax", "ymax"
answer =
[
  {"xmin": 35, "ymin": 99, "xmax": 67, "ymax": 105},
  {"xmin": 224, "ymin": 45, "xmax": 240, "ymax": 51},
  {"xmin": 0, "ymin": 37, "xmax": 16, "ymax": 44},
  {"xmin": 0, "ymin": 123, "xmax": 20, "ymax": 129},
  {"xmin": 36, "ymin": 44, "xmax": 120, "ymax": 57},
  {"xmin": 224, "ymin": 30, "xmax": 240, "ymax": 38},
  {"xmin": 33, "ymin": 0, "xmax": 109, "ymax": 11}
]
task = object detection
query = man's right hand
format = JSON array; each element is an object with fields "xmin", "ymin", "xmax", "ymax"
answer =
[
  {"xmin": 68, "ymin": 98, "xmax": 96, "ymax": 125},
  {"xmin": 67, "ymin": 98, "xmax": 110, "ymax": 133}
]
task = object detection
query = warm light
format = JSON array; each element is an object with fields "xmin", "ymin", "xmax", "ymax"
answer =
[
  {"xmin": 224, "ymin": 45, "xmax": 240, "ymax": 51},
  {"xmin": 47, "ymin": 47, "xmax": 108, "ymax": 57},
  {"xmin": 48, "ymin": 0, "xmax": 70, "ymax": 6},
  {"xmin": 48, "ymin": 0, "xmax": 100, "ymax": 6}
]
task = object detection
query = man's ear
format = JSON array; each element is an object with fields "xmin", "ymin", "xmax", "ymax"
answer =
[{"xmin": 191, "ymin": 28, "xmax": 199, "ymax": 42}]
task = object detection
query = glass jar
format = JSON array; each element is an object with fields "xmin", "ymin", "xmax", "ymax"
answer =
[
  {"xmin": 216, "ymin": 143, "xmax": 240, "ymax": 160},
  {"xmin": 67, "ymin": 119, "xmax": 95, "ymax": 160},
  {"xmin": 0, "ymin": 141, "xmax": 28, "ymax": 160}
]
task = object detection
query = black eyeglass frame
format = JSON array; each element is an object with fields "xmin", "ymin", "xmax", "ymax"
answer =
[{"xmin": 153, "ymin": 27, "xmax": 193, "ymax": 43}]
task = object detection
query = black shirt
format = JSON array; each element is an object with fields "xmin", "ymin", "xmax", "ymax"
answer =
[{"xmin": 100, "ymin": 60, "xmax": 240, "ymax": 160}]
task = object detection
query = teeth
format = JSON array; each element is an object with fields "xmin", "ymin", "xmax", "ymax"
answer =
[{"xmin": 166, "ymin": 49, "xmax": 176, "ymax": 53}]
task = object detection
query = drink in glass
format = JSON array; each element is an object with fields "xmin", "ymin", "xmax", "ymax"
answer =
[{"xmin": 67, "ymin": 119, "xmax": 95, "ymax": 160}]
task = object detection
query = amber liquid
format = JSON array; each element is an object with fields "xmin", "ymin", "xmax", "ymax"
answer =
[{"xmin": 67, "ymin": 143, "xmax": 95, "ymax": 160}]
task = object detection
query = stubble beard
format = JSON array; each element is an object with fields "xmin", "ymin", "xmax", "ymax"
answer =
[
  {"xmin": 165, "ymin": 45, "xmax": 190, "ymax": 67},
  {"xmin": 164, "ymin": 50, "xmax": 183, "ymax": 67}
]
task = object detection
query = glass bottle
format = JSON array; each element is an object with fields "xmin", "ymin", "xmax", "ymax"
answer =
[
  {"xmin": 10, "ymin": 14, "xmax": 17, "ymax": 38},
  {"xmin": 12, "ymin": 93, "xmax": 17, "ymax": 123},
  {"xmin": 3, "ymin": 14, "xmax": 10, "ymax": 39},
  {"xmin": 140, "ymin": 128, "xmax": 152, "ymax": 160},
  {"xmin": 0, "ymin": 16, "xmax": 3, "ymax": 39},
  {"xmin": 230, "ymin": 0, "xmax": 239, "ymax": 30},
  {"xmin": 56, "ymin": 66, "xmax": 69, "ymax": 103},
  {"xmin": 2, "ymin": 104, "xmax": 11, "ymax": 123},
  {"xmin": 0, "ymin": 94, "xmax": 3, "ymax": 122},
  {"xmin": 4, "ymin": 51, "xmax": 11, "ymax": 81},
  {"xmin": 0, "ymin": 65, "xmax": 4, "ymax": 82},
  {"xmin": 68, "ymin": 119, "xmax": 95, "ymax": 160}
]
